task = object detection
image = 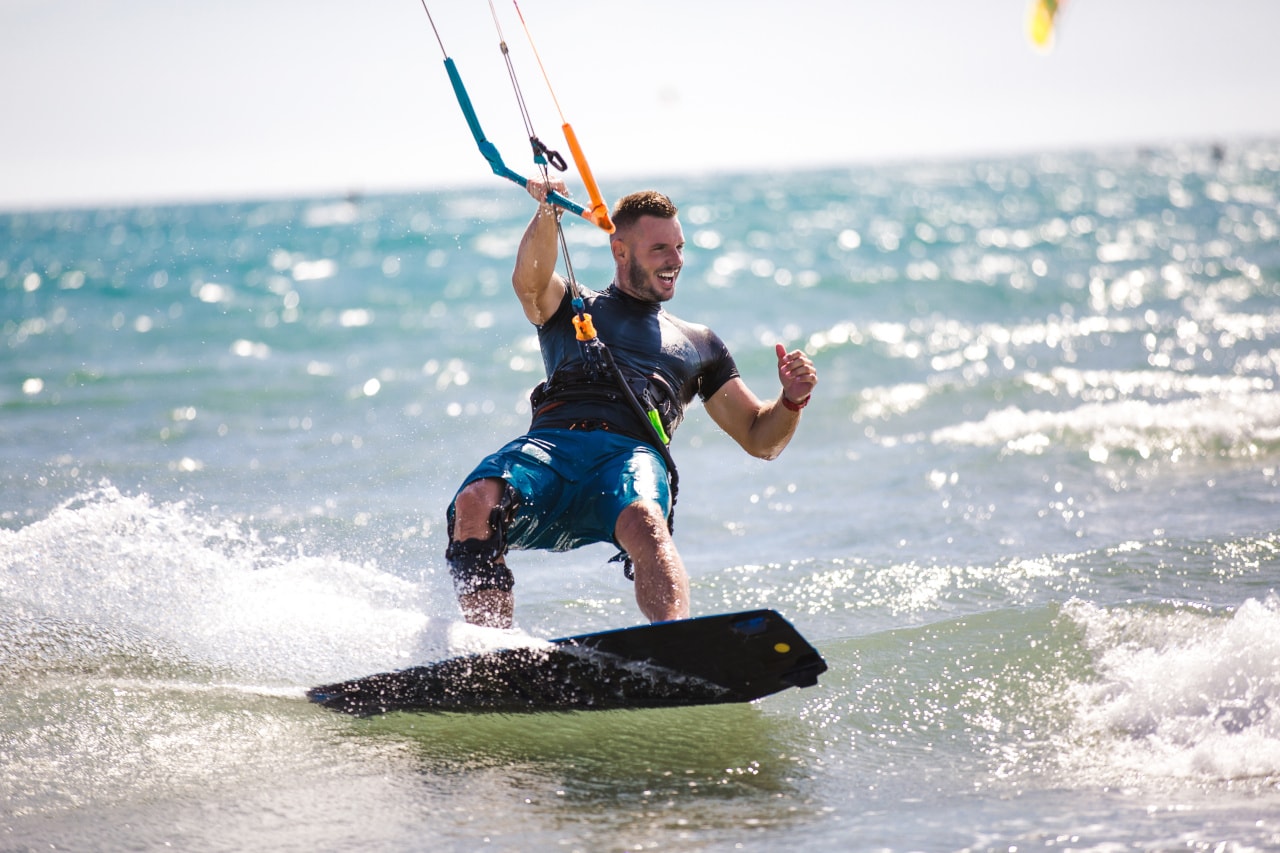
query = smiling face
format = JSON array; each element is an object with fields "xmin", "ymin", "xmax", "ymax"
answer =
[{"xmin": 612, "ymin": 214, "xmax": 685, "ymax": 304}]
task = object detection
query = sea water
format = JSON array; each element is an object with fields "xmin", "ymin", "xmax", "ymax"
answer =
[{"xmin": 3, "ymin": 141, "xmax": 1280, "ymax": 851}]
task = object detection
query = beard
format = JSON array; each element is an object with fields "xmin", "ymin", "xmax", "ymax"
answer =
[{"xmin": 623, "ymin": 256, "xmax": 677, "ymax": 303}]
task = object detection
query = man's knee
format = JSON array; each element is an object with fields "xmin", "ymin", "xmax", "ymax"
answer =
[
  {"xmin": 451, "ymin": 478, "xmax": 506, "ymax": 539},
  {"xmin": 615, "ymin": 500, "xmax": 671, "ymax": 544}
]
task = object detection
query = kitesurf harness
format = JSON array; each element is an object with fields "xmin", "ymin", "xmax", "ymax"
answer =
[
  {"xmin": 529, "ymin": 348, "xmax": 681, "ymax": 447},
  {"xmin": 419, "ymin": 1, "xmax": 677, "ymax": 579}
]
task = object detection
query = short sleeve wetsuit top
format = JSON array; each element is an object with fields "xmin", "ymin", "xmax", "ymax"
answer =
[{"xmin": 528, "ymin": 284, "xmax": 740, "ymax": 445}]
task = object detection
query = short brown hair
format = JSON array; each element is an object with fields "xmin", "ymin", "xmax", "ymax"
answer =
[{"xmin": 611, "ymin": 190, "xmax": 678, "ymax": 232}]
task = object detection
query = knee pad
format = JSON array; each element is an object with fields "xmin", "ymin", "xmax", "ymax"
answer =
[
  {"xmin": 445, "ymin": 482, "xmax": 520, "ymax": 595},
  {"xmin": 445, "ymin": 535, "xmax": 514, "ymax": 595}
]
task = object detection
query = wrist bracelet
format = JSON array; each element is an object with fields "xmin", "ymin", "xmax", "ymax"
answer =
[{"xmin": 782, "ymin": 394, "xmax": 810, "ymax": 412}]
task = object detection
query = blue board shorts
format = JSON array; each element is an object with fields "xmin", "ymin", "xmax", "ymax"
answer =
[{"xmin": 449, "ymin": 428, "xmax": 671, "ymax": 552}]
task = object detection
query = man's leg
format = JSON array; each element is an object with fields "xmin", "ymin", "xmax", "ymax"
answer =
[
  {"xmin": 448, "ymin": 477, "xmax": 515, "ymax": 628},
  {"xmin": 614, "ymin": 500, "xmax": 690, "ymax": 623}
]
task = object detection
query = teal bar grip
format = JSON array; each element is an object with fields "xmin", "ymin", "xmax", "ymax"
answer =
[{"xmin": 443, "ymin": 58, "xmax": 586, "ymax": 217}]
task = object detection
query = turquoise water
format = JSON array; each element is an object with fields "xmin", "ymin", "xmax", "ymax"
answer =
[{"xmin": 4, "ymin": 141, "xmax": 1280, "ymax": 850}]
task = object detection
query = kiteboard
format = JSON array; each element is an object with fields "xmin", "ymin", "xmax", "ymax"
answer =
[{"xmin": 308, "ymin": 608, "xmax": 827, "ymax": 716}]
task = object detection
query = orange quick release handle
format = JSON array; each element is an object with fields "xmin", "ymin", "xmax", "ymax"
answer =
[
  {"xmin": 572, "ymin": 312, "xmax": 597, "ymax": 342},
  {"xmin": 562, "ymin": 123, "xmax": 615, "ymax": 234}
]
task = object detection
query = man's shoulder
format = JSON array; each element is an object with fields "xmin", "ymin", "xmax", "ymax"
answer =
[{"xmin": 658, "ymin": 308, "xmax": 719, "ymax": 344}]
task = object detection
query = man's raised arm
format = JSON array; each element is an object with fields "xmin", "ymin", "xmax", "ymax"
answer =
[{"xmin": 512, "ymin": 178, "xmax": 570, "ymax": 325}]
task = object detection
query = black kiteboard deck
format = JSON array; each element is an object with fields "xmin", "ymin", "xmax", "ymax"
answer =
[{"xmin": 307, "ymin": 609, "xmax": 827, "ymax": 716}]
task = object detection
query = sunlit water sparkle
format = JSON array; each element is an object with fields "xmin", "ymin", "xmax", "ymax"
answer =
[{"xmin": 4, "ymin": 141, "xmax": 1280, "ymax": 851}]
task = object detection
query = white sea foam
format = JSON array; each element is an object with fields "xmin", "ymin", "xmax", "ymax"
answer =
[
  {"xmin": 0, "ymin": 485, "xmax": 478, "ymax": 686},
  {"xmin": 930, "ymin": 387, "xmax": 1280, "ymax": 461},
  {"xmin": 1060, "ymin": 596, "xmax": 1280, "ymax": 784}
]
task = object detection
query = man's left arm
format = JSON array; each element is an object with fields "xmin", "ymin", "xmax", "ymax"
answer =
[{"xmin": 703, "ymin": 344, "xmax": 817, "ymax": 460}]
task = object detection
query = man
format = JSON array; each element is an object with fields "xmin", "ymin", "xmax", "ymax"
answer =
[{"xmin": 445, "ymin": 178, "xmax": 817, "ymax": 629}]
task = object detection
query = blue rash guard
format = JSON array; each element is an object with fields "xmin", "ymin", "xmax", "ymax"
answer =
[{"xmin": 529, "ymin": 283, "xmax": 740, "ymax": 443}]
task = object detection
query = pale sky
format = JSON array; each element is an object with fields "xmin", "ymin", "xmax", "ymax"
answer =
[{"xmin": 2, "ymin": 0, "xmax": 1277, "ymax": 211}]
